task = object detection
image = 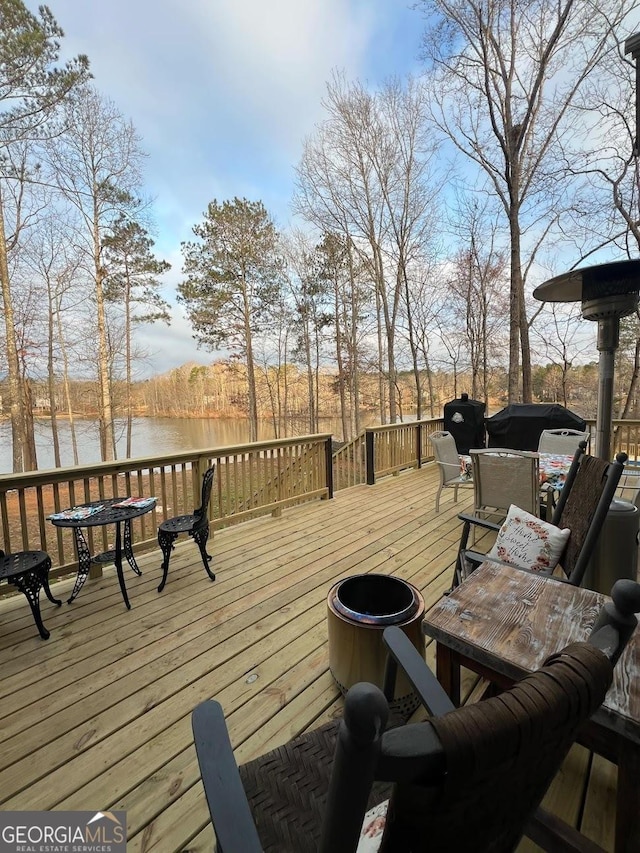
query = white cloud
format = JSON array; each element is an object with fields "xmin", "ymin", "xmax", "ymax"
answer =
[
  {"xmin": 25, "ymin": 0, "xmax": 422, "ymax": 374},
  {"xmin": 134, "ymin": 308, "xmax": 209, "ymax": 377}
]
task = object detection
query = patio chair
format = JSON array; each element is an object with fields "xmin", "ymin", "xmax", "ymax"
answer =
[
  {"xmin": 0, "ymin": 549, "xmax": 62, "ymax": 639},
  {"xmin": 538, "ymin": 427, "xmax": 590, "ymax": 455},
  {"xmin": 157, "ymin": 465, "xmax": 216, "ymax": 592},
  {"xmin": 470, "ymin": 447, "xmax": 540, "ymax": 522},
  {"xmin": 615, "ymin": 469, "xmax": 640, "ymax": 508},
  {"xmin": 429, "ymin": 431, "xmax": 473, "ymax": 513},
  {"xmin": 191, "ymin": 579, "xmax": 640, "ymax": 853},
  {"xmin": 452, "ymin": 442, "xmax": 627, "ymax": 589}
]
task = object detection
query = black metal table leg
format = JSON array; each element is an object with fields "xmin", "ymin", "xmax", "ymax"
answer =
[
  {"xmin": 157, "ymin": 528, "xmax": 178, "ymax": 592},
  {"xmin": 114, "ymin": 521, "xmax": 131, "ymax": 610},
  {"xmin": 10, "ymin": 566, "xmax": 57, "ymax": 640},
  {"xmin": 193, "ymin": 526, "xmax": 215, "ymax": 580},
  {"xmin": 123, "ymin": 519, "xmax": 142, "ymax": 576},
  {"xmin": 68, "ymin": 527, "xmax": 93, "ymax": 604}
]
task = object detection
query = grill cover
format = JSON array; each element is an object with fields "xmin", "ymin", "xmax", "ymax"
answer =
[
  {"xmin": 485, "ymin": 404, "xmax": 586, "ymax": 451},
  {"xmin": 443, "ymin": 394, "xmax": 486, "ymax": 454}
]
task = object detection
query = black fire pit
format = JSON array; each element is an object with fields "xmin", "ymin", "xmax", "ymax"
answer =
[{"xmin": 327, "ymin": 574, "xmax": 425, "ymax": 717}]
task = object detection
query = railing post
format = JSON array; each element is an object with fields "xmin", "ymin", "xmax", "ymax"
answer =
[
  {"xmin": 416, "ymin": 423, "xmax": 422, "ymax": 470},
  {"xmin": 325, "ymin": 436, "xmax": 334, "ymax": 499},
  {"xmin": 193, "ymin": 456, "xmax": 205, "ymax": 511},
  {"xmin": 365, "ymin": 430, "xmax": 375, "ymax": 485}
]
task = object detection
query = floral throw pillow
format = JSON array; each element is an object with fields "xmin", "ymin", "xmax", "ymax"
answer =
[
  {"xmin": 357, "ymin": 800, "xmax": 388, "ymax": 852},
  {"xmin": 487, "ymin": 504, "xmax": 570, "ymax": 573}
]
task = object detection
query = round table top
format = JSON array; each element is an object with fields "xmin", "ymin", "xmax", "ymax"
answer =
[
  {"xmin": 0, "ymin": 550, "xmax": 50, "ymax": 581},
  {"xmin": 49, "ymin": 497, "xmax": 156, "ymax": 527}
]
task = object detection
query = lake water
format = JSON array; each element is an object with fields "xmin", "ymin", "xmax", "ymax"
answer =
[{"xmin": 0, "ymin": 416, "xmax": 364, "ymax": 474}]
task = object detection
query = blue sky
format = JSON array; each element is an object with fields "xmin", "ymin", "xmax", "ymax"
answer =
[{"xmin": 36, "ymin": 0, "xmax": 425, "ymax": 375}]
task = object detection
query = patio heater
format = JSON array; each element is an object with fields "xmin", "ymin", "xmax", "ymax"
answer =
[
  {"xmin": 533, "ymin": 33, "xmax": 640, "ymax": 461},
  {"xmin": 533, "ymin": 260, "xmax": 640, "ymax": 460}
]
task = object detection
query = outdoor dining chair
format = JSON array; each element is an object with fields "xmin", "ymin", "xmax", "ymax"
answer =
[
  {"xmin": 452, "ymin": 441, "xmax": 627, "ymax": 590},
  {"xmin": 157, "ymin": 465, "xmax": 216, "ymax": 592},
  {"xmin": 191, "ymin": 578, "xmax": 640, "ymax": 853},
  {"xmin": 429, "ymin": 431, "xmax": 473, "ymax": 513},
  {"xmin": 538, "ymin": 427, "xmax": 590, "ymax": 455},
  {"xmin": 0, "ymin": 549, "xmax": 61, "ymax": 639},
  {"xmin": 615, "ymin": 469, "xmax": 640, "ymax": 508},
  {"xmin": 470, "ymin": 447, "xmax": 540, "ymax": 522}
]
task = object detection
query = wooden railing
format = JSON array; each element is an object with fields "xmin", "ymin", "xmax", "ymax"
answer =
[
  {"xmin": 331, "ymin": 417, "xmax": 640, "ymax": 492},
  {"xmin": 584, "ymin": 419, "xmax": 640, "ymax": 462},
  {"xmin": 0, "ymin": 434, "xmax": 333, "ymax": 582},
  {"xmin": 17, "ymin": 413, "xmax": 638, "ymax": 588},
  {"xmin": 332, "ymin": 418, "xmax": 445, "ymax": 489}
]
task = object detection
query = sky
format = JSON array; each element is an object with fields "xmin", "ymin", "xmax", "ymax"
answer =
[{"xmin": 32, "ymin": 0, "xmax": 426, "ymax": 376}]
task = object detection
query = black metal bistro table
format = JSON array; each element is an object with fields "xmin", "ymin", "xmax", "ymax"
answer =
[{"xmin": 49, "ymin": 497, "xmax": 156, "ymax": 609}]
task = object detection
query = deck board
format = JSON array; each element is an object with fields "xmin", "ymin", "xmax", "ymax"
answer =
[{"xmin": 0, "ymin": 463, "xmax": 619, "ymax": 851}]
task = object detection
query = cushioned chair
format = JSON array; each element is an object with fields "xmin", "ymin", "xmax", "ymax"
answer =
[
  {"xmin": 452, "ymin": 442, "xmax": 627, "ymax": 590},
  {"xmin": 538, "ymin": 428, "xmax": 590, "ymax": 455},
  {"xmin": 429, "ymin": 431, "xmax": 473, "ymax": 513},
  {"xmin": 157, "ymin": 465, "xmax": 216, "ymax": 592},
  {"xmin": 191, "ymin": 579, "xmax": 640, "ymax": 853},
  {"xmin": 0, "ymin": 549, "xmax": 61, "ymax": 639}
]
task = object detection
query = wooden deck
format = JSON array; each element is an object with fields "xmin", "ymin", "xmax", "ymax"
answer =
[{"xmin": 0, "ymin": 464, "xmax": 618, "ymax": 851}]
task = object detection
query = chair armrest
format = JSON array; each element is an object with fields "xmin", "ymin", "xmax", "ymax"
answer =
[
  {"xmin": 382, "ymin": 626, "xmax": 455, "ymax": 717},
  {"xmin": 438, "ymin": 460, "xmax": 463, "ymax": 472},
  {"xmin": 192, "ymin": 701, "xmax": 262, "ymax": 853},
  {"xmin": 588, "ymin": 579, "xmax": 640, "ymax": 665},
  {"xmin": 464, "ymin": 549, "xmax": 500, "ymax": 566},
  {"xmin": 457, "ymin": 512, "xmax": 502, "ymax": 533}
]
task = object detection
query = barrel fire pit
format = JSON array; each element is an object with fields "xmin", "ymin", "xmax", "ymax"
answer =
[{"xmin": 327, "ymin": 574, "xmax": 425, "ymax": 717}]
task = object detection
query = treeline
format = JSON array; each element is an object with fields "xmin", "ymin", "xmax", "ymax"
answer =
[
  {"xmin": 14, "ymin": 357, "xmax": 640, "ymax": 445},
  {"xmin": 3, "ymin": 1, "xmax": 640, "ymax": 472}
]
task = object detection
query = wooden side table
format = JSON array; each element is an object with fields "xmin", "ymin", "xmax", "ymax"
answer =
[{"xmin": 423, "ymin": 561, "xmax": 640, "ymax": 853}]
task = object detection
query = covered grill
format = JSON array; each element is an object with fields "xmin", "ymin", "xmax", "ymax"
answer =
[
  {"xmin": 485, "ymin": 404, "xmax": 586, "ymax": 452},
  {"xmin": 443, "ymin": 393, "xmax": 486, "ymax": 453}
]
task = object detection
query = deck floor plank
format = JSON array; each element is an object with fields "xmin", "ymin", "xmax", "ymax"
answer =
[{"xmin": 0, "ymin": 463, "xmax": 620, "ymax": 851}]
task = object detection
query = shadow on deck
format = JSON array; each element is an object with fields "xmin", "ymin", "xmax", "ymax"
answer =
[{"xmin": 0, "ymin": 465, "xmax": 618, "ymax": 851}]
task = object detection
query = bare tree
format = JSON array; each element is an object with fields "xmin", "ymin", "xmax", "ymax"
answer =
[
  {"xmin": 531, "ymin": 304, "xmax": 593, "ymax": 407},
  {"xmin": 0, "ymin": 0, "xmax": 88, "ymax": 471},
  {"xmin": 447, "ymin": 198, "xmax": 508, "ymax": 406},
  {"xmin": 417, "ymin": 0, "xmax": 637, "ymax": 402},
  {"xmin": 313, "ymin": 232, "xmax": 368, "ymax": 440},
  {"xmin": 48, "ymin": 85, "xmax": 145, "ymax": 461},
  {"xmin": 295, "ymin": 74, "xmax": 440, "ymax": 424},
  {"xmin": 377, "ymin": 78, "xmax": 443, "ymax": 421},
  {"xmin": 253, "ymin": 289, "xmax": 294, "ymax": 438},
  {"xmin": 397, "ymin": 260, "xmax": 445, "ymax": 417},
  {"xmin": 22, "ymin": 212, "xmax": 88, "ymax": 467},
  {"xmin": 103, "ymin": 215, "xmax": 170, "ymax": 456},
  {"xmin": 560, "ymin": 32, "xmax": 640, "ymax": 417},
  {"xmin": 281, "ymin": 230, "xmax": 334, "ymax": 434}
]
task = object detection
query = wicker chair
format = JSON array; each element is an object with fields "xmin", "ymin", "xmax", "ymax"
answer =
[
  {"xmin": 192, "ymin": 579, "xmax": 640, "ymax": 853},
  {"xmin": 452, "ymin": 441, "xmax": 627, "ymax": 589},
  {"xmin": 157, "ymin": 465, "xmax": 216, "ymax": 592},
  {"xmin": 0, "ymin": 549, "xmax": 61, "ymax": 639},
  {"xmin": 429, "ymin": 431, "xmax": 474, "ymax": 513}
]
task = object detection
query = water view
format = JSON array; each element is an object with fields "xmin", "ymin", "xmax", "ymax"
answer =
[{"xmin": 0, "ymin": 416, "xmax": 360, "ymax": 474}]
